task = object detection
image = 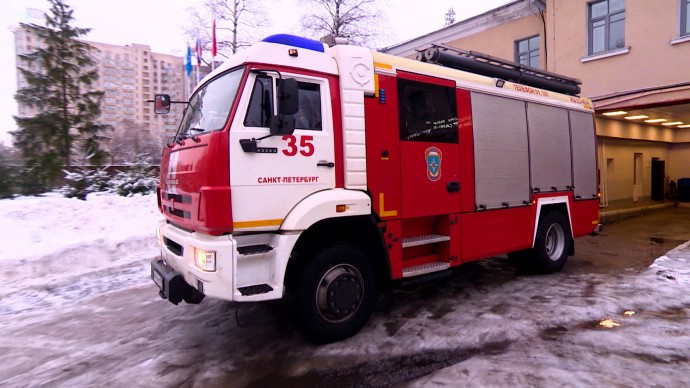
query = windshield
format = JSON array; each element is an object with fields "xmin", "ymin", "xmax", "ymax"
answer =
[{"xmin": 175, "ymin": 67, "xmax": 244, "ymax": 140}]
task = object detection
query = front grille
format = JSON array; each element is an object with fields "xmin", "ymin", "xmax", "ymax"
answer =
[
  {"xmin": 165, "ymin": 206, "xmax": 191, "ymax": 219},
  {"xmin": 164, "ymin": 192, "xmax": 192, "ymax": 203}
]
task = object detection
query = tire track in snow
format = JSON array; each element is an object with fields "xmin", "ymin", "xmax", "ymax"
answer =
[{"xmin": 0, "ymin": 259, "xmax": 155, "ymax": 317}]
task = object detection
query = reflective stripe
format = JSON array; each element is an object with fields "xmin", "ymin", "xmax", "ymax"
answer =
[{"xmin": 233, "ymin": 219, "xmax": 283, "ymax": 229}]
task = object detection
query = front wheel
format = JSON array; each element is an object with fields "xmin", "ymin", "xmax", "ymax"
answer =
[
  {"xmin": 288, "ymin": 245, "xmax": 376, "ymax": 343},
  {"xmin": 533, "ymin": 211, "xmax": 571, "ymax": 273}
]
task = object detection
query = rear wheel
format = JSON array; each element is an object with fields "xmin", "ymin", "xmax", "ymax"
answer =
[
  {"xmin": 288, "ymin": 245, "xmax": 376, "ymax": 343},
  {"xmin": 533, "ymin": 211, "xmax": 571, "ymax": 273}
]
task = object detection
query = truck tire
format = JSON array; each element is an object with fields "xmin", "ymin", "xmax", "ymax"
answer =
[
  {"xmin": 533, "ymin": 211, "xmax": 571, "ymax": 273},
  {"xmin": 289, "ymin": 245, "xmax": 376, "ymax": 343}
]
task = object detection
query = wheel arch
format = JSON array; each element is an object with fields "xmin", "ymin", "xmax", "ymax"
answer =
[
  {"xmin": 533, "ymin": 196, "xmax": 574, "ymax": 255},
  {"xmin": 284, "ymin": 215, "xmax": 391, "ymax": 293}
]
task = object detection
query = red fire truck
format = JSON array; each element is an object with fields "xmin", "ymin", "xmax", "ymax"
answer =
[{"xmin": 151, "ymin": 34, "xmax": 599, "ymax": 343}]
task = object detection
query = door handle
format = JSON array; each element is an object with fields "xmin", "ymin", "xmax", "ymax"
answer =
[
  {"xmin": 317, "ymin": 161, "xmax": 335, "ymax": 168},
  {"xmin": 446, "ymin": 181, "xmax": 460, "ymax": 193}
]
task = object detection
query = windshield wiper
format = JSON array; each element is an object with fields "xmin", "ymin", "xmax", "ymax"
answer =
[{"xmin": 175, "ymin": 128, "xmax": 206, "ymax": 144}]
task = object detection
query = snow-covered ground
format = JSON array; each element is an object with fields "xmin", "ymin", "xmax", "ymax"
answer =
[{"xmin": 1, "ymin": 193, "xmax": 689, "ymax": 387}]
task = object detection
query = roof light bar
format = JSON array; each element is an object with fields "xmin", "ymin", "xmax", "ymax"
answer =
[{"xmin": 262, "ymin": 34, "xmax": 325, "ymax": 53}]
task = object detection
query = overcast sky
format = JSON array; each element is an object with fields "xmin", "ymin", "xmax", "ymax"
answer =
[{"xmin": 0, "ymin": 0, "xmax": 513, "ymax": 145}]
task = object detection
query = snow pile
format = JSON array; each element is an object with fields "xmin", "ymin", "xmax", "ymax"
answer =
[{"xmin": 0, "ymin": 193, "xmax": 162, "ymax": 302}]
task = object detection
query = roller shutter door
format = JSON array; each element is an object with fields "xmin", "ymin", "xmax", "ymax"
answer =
[
  {"xmin": 569, "ymin": 110, "xmax": 598, "ymax": 199},
  {"xmin": 527, "ymin": 103, "xmax": 572, "ymax": 192},
  {"xmin": 471, "ymin": 92, "xmax": 530, "ymax": 210}
]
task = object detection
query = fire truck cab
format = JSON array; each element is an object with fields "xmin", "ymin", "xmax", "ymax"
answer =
[{"xmin": 151, "ymin": 34, "xmax": 599, "ymax": 343}]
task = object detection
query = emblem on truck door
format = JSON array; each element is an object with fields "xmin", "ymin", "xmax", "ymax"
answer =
[{"xmin": 425, "ymin": 147, "xmax": 442, "ymax": 181}]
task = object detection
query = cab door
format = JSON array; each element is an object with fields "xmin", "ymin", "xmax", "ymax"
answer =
[
  {"xmin": 397, "ymin": 73, "xmax": 461, "ymax": 218},
  {"xmin": 229, "ymin": 70, "xmax": 336, "ymax": 231}
]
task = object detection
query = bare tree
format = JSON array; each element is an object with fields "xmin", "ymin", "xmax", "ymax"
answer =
[
  {"xmin": 185, "ymin": 0, "xmax": 266, "ymax": 63},
  {"xmin": 300, "ymin": 0, "xmax": 384, "ymax": 47},
  {"xmin": 444, "ymin": 7, "xmax": 456, "ymax": 26},
  {"xmin": 107, "ymin": 120, "xmax": 161, "ymax": 165}
]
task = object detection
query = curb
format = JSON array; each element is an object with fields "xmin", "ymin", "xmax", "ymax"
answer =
[{"xmin": 599, "ymin": 202, "xmax": 678, "ymax": 224}]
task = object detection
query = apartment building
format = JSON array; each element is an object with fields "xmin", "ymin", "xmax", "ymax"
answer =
[
  {"xmin": 13, "ymin": 24, "xmax": 192, "ymax": 158},
  {"xmin": 383, "ymin": 0, "xmax": 690, "ymax": 205},
  {"xmin": 87, "ymin": 40, "xmax": 187, "ymax": 140}
]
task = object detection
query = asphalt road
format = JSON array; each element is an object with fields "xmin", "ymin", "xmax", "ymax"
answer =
[{"xmin": 2, "ymin": 207, "xmax": 690, "ymax": 387}]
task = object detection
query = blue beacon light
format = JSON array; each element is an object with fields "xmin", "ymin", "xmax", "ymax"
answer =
[{"xmin": 261, "ymin": 34, "xmax": 325, "ymax": 53}]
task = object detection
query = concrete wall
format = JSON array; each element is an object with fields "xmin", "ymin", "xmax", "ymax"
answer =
[
  {"xmin": 670, "ymin": 143, "xmax": 690, "ymax": 181},
  {"xmin": 599, "ymin": 138, "xmax": 671, "ymax": 201},
  {"xmin": 545, "ymin": 0, "xmax": 690, "ymax": 97},
  {"xmin": 595, "ymin": 117, "xmax": 675, "ymax": 142}
]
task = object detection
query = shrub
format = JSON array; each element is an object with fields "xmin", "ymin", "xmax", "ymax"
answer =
[{"xmin": 61, "ymin": 167, "xmax": 111, "ymax": 200}]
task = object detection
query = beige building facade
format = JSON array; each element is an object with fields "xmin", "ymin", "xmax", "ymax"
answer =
[{"xmin": 384, "ymin": 0, "xmax": 690, "ymax": 205}]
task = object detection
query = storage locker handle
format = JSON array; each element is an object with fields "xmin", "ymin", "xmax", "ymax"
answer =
[{"xmin": 446, "ymin": 181, "xmax": 460, "ymax": 193}]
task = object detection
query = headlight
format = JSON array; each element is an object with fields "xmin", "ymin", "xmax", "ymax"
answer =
[{"xmin": 194, "ymin": 248, "xmax": 216, "ymax": 272}]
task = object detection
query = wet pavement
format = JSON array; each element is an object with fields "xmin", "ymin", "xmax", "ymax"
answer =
[{"xmin": 2, "ymin": 207, "xmax": 690, "ymax": 387}]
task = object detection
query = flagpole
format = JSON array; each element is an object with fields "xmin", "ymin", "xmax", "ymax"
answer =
[
  {"xmin": 185, "ymin": 43, "xmax": 192, "ymax": 98},
  {"xmin": 195, "ymin": 34, "xmax": 202, "ymax": 84},
  {"xmin": 211, "ymin": 17, "xmax": 216, "ymax": 71}
]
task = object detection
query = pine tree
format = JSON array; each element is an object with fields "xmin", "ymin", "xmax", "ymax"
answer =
[{"xmin": 13, "ymin": 0, "xmax": 110, "ymax": 193}]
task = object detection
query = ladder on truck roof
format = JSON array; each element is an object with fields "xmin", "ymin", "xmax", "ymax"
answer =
[{"xmin": 417, "ymin": 43, "xmax": 582, "ymax": 96}]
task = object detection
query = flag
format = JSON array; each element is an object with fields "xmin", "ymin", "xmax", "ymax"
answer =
[
  {"xmin": 185, "ymin": 43, "xmax": 192, "ymax": 76},
  {"xmin": 195, "ymin": 35, "xmax": 202, "ymax": 66},
  {"xmin": 211, "ymin": 18, "xmax": 217, "ymax": 58}
]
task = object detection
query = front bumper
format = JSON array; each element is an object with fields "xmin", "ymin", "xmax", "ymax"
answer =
[{"xmin": 154, "ymin": 220, "xmax": 299, "ymax": 304}]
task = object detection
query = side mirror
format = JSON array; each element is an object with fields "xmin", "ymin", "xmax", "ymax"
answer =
[
  {"xmin": 278, "ymin": 78, "xmax": 299, "ymax": 115},
  {"xmin": 269, "ymin": 114, "xmax": 295, "ymax": 135},
  {"xmin": 154, "ymin": 94, "xmax": 171, "ymax": 114}
]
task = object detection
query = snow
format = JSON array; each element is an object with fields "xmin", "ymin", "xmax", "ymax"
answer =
[
  {"xmin": 0, "ymin": 193, "xmax": 162, "ymax": 315},
  {"xmin": 1, "ymin": 193, "xmax": 689, "ymax": 386}
]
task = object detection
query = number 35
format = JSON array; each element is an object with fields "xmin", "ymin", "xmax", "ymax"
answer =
[{"xmin": 282, "ymin": 135, "xmax": 314, "ymax": 157}]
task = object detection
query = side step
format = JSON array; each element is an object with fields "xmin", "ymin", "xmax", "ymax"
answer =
[
  {"xmin": 402, "ymin": 234, "xmax": 450, "ymax": 248},
  {"xmin": 237, "ymin": 244, "xmax": 273, "ymax": 255},
  {"xmin": 402, "ymin": 261, "xmax": 450, "ymax": 278},
  {"xmin": 238, "ymin": 284, "xmax": 274, "ymax": 296}
]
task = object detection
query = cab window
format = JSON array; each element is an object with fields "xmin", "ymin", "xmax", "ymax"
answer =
[
  {"xmin": 245, "ymin": 78, "xmax": 322, "ymax": 131},
  {"xmin": 294, "ymin": 82, "xmax": 322, "ymax": 131},
  {"xmin": 244, "ymin": 75, "xmax": 274, "ymax": 127},
  {"xmin": 398, "ymin": 78, "xmax": 458, "ymax": 143}
]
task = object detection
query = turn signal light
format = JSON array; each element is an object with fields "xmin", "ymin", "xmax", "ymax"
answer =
[{"xmin": 336, "ymin": 204, "xmax": 347, "ymax": 213}]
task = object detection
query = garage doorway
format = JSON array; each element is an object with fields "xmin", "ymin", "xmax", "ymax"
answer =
[{"xmin": 651, "ymin": 158, "xmax": 665, "ymax": 201}]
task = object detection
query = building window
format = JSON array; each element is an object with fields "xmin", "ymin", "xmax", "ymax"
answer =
[
  {"xmin": 515, "ymin": 35, "xmax": 540, "ymax": 68},
  {"xmin": 588, "ymin": 0, "xmax": 625, "ymax": 55},
  {"xmin": 682, "ymin": 0, "xmax": 690, "ymax": 36}
]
